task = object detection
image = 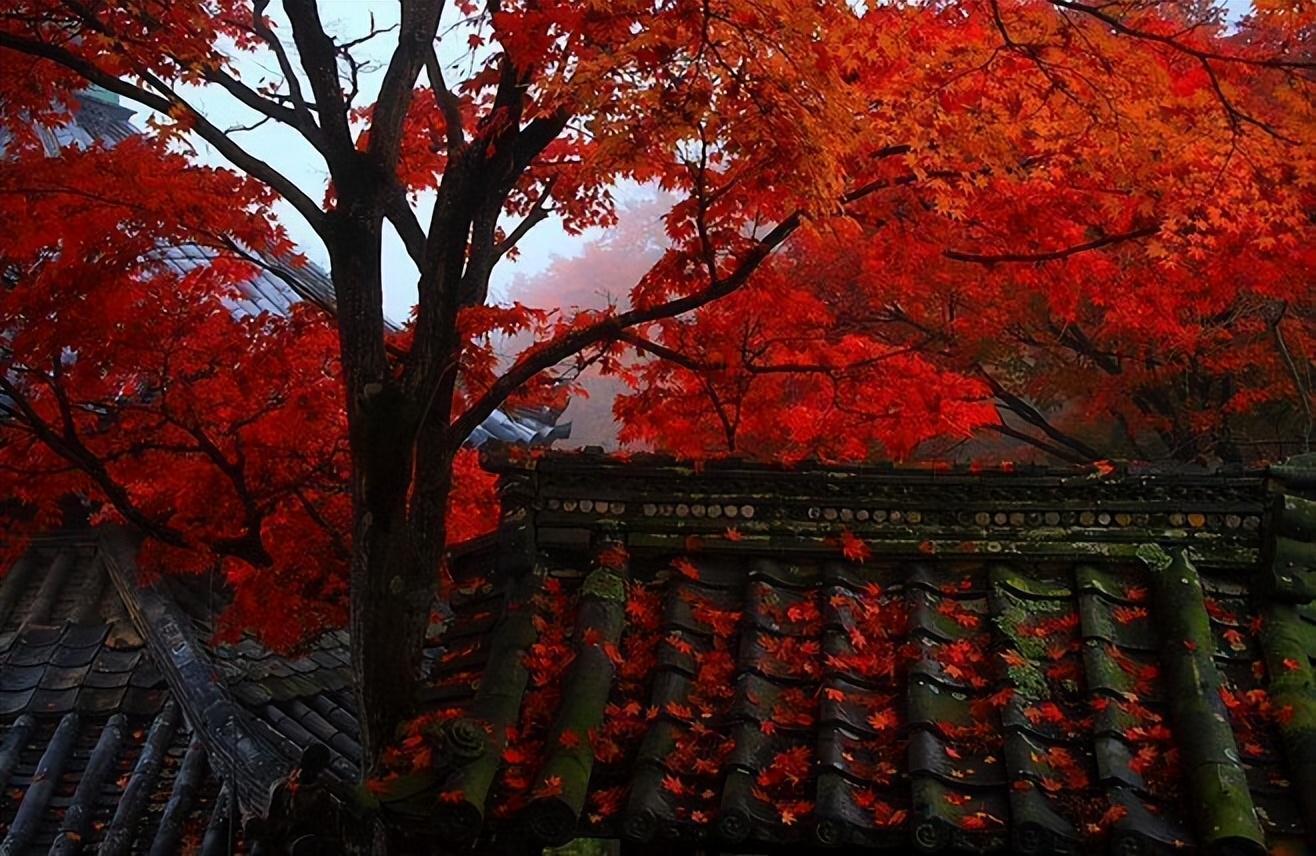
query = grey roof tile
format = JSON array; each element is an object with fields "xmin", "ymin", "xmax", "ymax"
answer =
[
  {"xmin": 0, "ymin": 665, "xmax": 45, "ymax": 693},
  {"xmin": 28, "ymin": 687, "xmax": 79, "ymax": 715},
  {"xmin": 0, "ymin": 688, "xmax": 36, "ymax": 717},
  {"xmin": 75, "ymin": 686, "xmax": 128, "ymax": 715},
  {"xmin": 39, "ymin": 664, "xmax": 91, "ymax": 691}
]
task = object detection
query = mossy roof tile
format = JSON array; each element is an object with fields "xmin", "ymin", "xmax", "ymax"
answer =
[{"xmin": 410, "ymin": 456, "xmax": 1315, "ymax": 852}]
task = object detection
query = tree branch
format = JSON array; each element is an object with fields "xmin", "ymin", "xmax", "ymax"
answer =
[
  {"xmin": 383, "ymin": 186, "xmax": 428, "ymax": 267},
  {"xmin": 1049, "ymin": 0, "xmax": 1316, "ymax": 70},
  {"xmin": 616, "ymin": 330, "xmax": 738, "ymax": 450},
  {"xmin": 944, "ymin": 225, "xmax": 1158, "ymax": 264},
  {"xmin": 0, "ymin": 32, "xmax": 328, "ymax": 234},
  {"xmin": 976, "ymin": 367, "xmax": 1104, "ymax": 460},
  {"xmin": 1269, "ymin": 304, "xmax": 1314, "ymax": 452},
  {"xmin": 494, "ymin": 177, "xmax": 556, "ymax": 259},
  {"xmin": 447, "ymin": 213, "xmax": 802, "ymax": 450},
  {"xmin": 425, "ymin": 44, "xmax": 466, "ymax": 155},
  {"xmin": 250, "ymin": 0, "xmax": 316, "ymax": 126},
  {"xmin": 282, "ymin": 0, "xmax": 355, "ymax": 155},
  {"xmin": 984, "ymin": 423, "xmax": 1094, "ymax": 464},
  {"xmin": 366, "ymin": 0, "xmax": 445, "ymax": 166},
  {"xmin": 0, "ymin": 374, "xmax": 190, "ymax": 548},
  {"xmin": 202, "ymin": 65, "xmax": 327, "ymax": 151}
]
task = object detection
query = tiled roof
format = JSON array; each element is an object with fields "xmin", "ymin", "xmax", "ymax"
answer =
[
  {"xmin": 0, "ymin": 534, "xmax": 235, "ymax": 855},
  {"xmin": 155, "ymin": 573, "xmax": 362, "ymax": 786},
  {"xmin": 0, "ymin": 530, "xmax": 364, "ymax": 854},
  {"xmin": 387, "ymin": 454, "xmax": 1315, "ymax": 854}
]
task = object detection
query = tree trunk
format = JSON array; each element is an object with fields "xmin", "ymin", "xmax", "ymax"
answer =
[
  {"xmin": 345, "ymin": 424, "xmax": 452, "ymax": 856},
  {"xmin": 325, "ymin": 209, "xmax": 447, "ymax": 780}
]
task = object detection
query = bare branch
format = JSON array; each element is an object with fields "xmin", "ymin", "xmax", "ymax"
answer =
[
  {"xmin": 203, "ymin": 65, "xmax": 325, "ymax": 145},
  {"xmin": 1269, "ymin": 303, "xmax": 1314, "ymax": 452},
  {"xmin": 249, "ymin": 0, "xmax": 318, "ymax": 128},
  {"xmin": 976, "ymin": 367, "xmax": 1104, "ymax": 460},
  {"xmin": 283, "ymin": 0, "xmax": 355, "ymax": 154},
  {"xmin": 494, "ymin": 177, "xmax": 556, "ymax": 259},
  {"xmin": 984, "ymin": 423, "xmax": 1094, "ymax": 464}
]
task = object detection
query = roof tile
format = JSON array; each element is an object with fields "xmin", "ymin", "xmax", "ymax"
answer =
[{"xmin": 395, "ymin": 458, "xmax": 1311, "ymax": 851}]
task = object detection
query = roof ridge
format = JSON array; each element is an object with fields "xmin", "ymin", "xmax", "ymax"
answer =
[
  {"xmin": 96, "ymin": 528, "xmax": 292, "ymax": 821},
  {"xmin": 482, "ymin": 447, "xmax": 1270, "ymax": 479}
]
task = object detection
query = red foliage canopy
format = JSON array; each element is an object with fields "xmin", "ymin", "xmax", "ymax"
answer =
[
  {"xmin": 0, "ymin": 126, "xmax": 497, "ymax": 648},
  {"xmin": 612, "ymin": 3, "xmax": 1315, "ymax": 464},
  {"xmin": 0, "ymin": 0, "xmax": 1311, "ymax": 761}
]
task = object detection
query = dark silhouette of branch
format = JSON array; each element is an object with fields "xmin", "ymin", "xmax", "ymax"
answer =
[
  {"xmin": 1049, "ymin": 1, "xmax": 1316, "ymax": 70},
  {"xmin": 0, "ymin": 32, "xmax": 326, "ymax": 232},
  {"xmin": 945, "ymin": 225, "xmax": 1158, "ymax": 264},
  {"xmin": 984, "ymin": 423, "xmax": 1094, "ymax": 464}
]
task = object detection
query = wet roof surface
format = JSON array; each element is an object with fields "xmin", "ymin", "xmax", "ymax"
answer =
[
  {"xmin": 0, "ymin": 537, "xmax": 234, "ymax": 855},
  {"xmin": 3, "ymin": 457, "xmax": 1313, "ymax": 854},
  {"xmin": 395, "ymin": 455, "xmax": 1316, "ymax": 854}
]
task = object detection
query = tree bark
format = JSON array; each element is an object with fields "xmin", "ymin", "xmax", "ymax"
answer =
[{"xmin": 325, "ymin": 201, "xmax": 446, "ymax": 789}]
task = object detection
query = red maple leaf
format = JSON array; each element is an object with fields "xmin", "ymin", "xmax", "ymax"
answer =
[
  {"xmin": 867, "ymin": 709, "xmax": 898, "ymax": 731},
  {"xmin": 1024, "ymin": 702, "xmax": 1066, "ymax": 726},
  {"xmin": 597, "ymin": 544, "xmax": 629, "ymax": 570},
  {"xmin": 1095, "ymin": 803, "xmax": 1128, "ymax": 831},
  {"xmin": 1112, "ymin": 605, "xmax": 1148, "ymax": 624},
  {"xmin": 661, "ymin": 774, "xmax": 686, "ymax": 796},
  {"xmin": 535, "ymin": 776, "xmax": 564, "ymax": 799},
  {"xmin": 671, "ymin": 557, "xmax": 701, "ymax": 580},
  {"xmin": 665, "ymin": 700, "xmax": 694, "ymax": 720},
  {"xmin": 840, "ymin": 530, "xmax": 872, "ymax": 563}
]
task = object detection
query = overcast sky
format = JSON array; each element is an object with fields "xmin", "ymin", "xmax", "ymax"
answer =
[
  {"xmin": 182, "ymin": 0, "xmax": 603, "ymax": 322},
  {"xmin": 177, "ymin": 0, "xmax": 1258, "ymax": 323}
]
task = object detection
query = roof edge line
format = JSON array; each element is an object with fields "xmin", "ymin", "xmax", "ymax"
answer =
[{"xmin": 97, "ymin": 527, "xmax": 291, "ymax": 821}]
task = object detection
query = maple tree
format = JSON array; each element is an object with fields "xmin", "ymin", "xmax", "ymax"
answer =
[
  {"xmin": 613, "ymin": 2, "xmax": 1316, "ymax": 465},
  {"xmin": 0, "ymin": 3, "xmax": 1313, "ymax": 841}
]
